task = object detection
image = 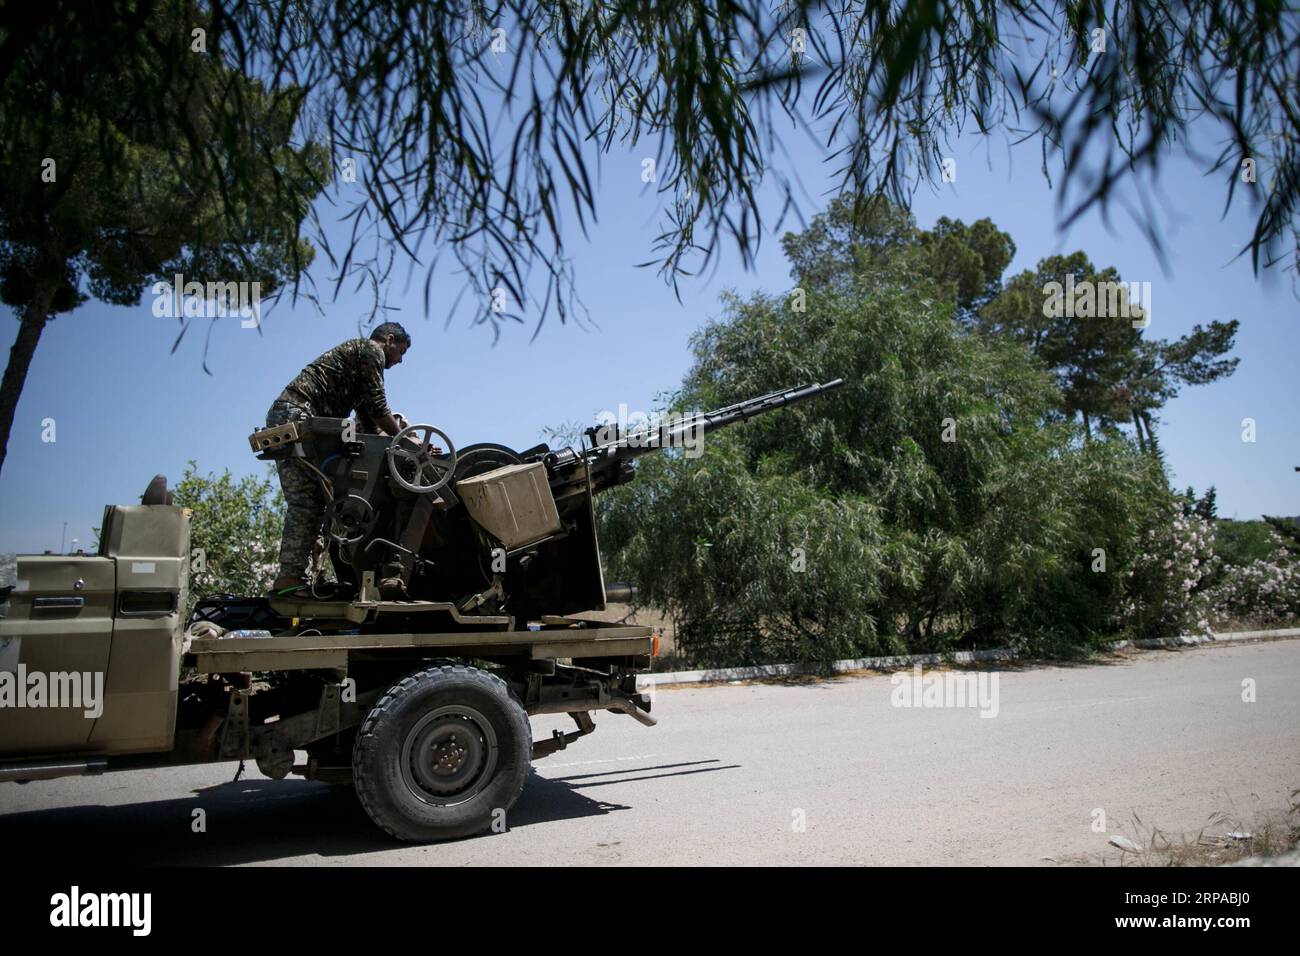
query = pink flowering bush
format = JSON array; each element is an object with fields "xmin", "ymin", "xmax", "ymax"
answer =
[
  {"xmin": 1124, "ymin": 505, "xmax": 1217, "ymax": 638},
  {"xmin": 1202, "ymin": 536, "xmax": 1300, "ymax": 629},
  {"xmin": 1123, "ymin": 502, "xmax": 1300, "ymax": 638}
]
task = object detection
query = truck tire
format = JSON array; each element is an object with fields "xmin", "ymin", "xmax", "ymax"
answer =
[{"xmin": 353, "ymin": 664, "xmax": 530, "ymax": 841}]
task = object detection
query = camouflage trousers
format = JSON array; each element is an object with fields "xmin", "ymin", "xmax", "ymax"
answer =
[{"xmin": 266, "ymin": 399, "xmax": 326, "ymax": 580}]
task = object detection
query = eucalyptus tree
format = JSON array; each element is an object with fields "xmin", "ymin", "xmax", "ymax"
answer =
[{"xmin": 4, "ymin": 0, "xmax": 1295, "ymax": 336}]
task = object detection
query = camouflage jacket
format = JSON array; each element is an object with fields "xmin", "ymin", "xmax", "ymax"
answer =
[{"xmin": 278, "ymin": 338, "xmax": 391, "ymax": 422}]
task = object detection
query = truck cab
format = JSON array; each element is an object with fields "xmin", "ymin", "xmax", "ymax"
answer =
[{"xmin": 0, "ymin": 494, "xmax": 189, "ymax": 773}]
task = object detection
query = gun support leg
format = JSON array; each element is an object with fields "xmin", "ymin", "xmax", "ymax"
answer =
[{"xmin": 532, "ymin": 711, "xmax": 596, "ymax": 760}]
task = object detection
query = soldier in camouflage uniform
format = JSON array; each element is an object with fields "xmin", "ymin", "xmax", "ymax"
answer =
[{"xmin": 266, "ymin": 323, "xmax": 412, "ymax": 596}]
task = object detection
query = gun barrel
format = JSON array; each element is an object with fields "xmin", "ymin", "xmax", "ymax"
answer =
[{"xmin": 593, "ymin": 378, "xmax": 844, "ymax": 463}]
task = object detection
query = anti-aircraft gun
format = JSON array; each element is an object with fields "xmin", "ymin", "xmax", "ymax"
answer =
[{"xmin": 248, "ymin": 378, "xmax": 844, "ymax": 630}]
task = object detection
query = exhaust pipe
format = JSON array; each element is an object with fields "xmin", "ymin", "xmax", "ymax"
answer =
[{"xmin": 606, "ymin": 695, "xmax": 657, "ymax": 726}]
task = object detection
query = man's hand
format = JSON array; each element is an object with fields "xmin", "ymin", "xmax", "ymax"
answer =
[
  {"xmin": 380, "ymin": 413, "xmax": 442, "ymax": 458},
  {"xmin": 397, "ymin": 433, "xmax": 441, "ymax": 454}
]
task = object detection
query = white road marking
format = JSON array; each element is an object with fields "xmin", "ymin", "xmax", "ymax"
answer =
[{"xmin": 536, "ymin": 753, "xmax": 660, "ymax": 770}]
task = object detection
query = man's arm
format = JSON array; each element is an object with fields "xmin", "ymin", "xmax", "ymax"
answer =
[
  {"xmin": 358, "ymin": 349, "xmax": 439, "ymax": 449},
  {"xmin": 357, "ymin": 344, "xmax": 402, "ymax": 435},
  {"xmin": 374, "ymin": 412, "xmax": 402, "ymax": 436}
]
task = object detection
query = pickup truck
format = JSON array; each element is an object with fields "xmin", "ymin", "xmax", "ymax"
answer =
[{"xmin": 0, "ymin": 482, "xmax": 656, "ymax": 842}]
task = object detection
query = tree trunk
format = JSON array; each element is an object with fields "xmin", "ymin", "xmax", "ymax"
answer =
[
  {"xmin": 0, "ymin": 286, "xmax": 57, "ymax": 478},
  {"xmin": 1131, "ymin": 407, "xmax": 1147, "ymax": 453},
  {"xmin": 1140, "ymin": 411, "xmax": 1159, "ymax": 454},
  {"xmin": 1081, "ymin": 409, "xmax": 1092, "ymax": 440}
]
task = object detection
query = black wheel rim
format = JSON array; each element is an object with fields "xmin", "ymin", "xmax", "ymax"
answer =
[{"xmin": 399, "ymin": 705, "xmax": 499, "ymax": 807}]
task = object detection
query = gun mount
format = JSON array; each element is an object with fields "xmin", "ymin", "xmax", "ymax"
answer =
[{"xmin": 249, "ymin": 379, "xmax": 844, "ymax": 629}]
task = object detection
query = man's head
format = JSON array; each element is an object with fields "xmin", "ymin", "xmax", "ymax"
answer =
[{"xmin": 370, "ymin": 322, "xmax": 411, "ymax": 369}]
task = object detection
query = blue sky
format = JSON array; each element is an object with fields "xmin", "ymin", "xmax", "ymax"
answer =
[{"xmin": 1, "ymin": 113, "xmax": 1295, "ymax": 554}]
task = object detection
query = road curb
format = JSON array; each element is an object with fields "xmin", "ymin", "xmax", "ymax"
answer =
[
  {"xmin": 640, "ymin": 626, "xmax": 1300, "ymax": 687},
  {"xmin": 1114, "ymin": 627, "xmax": 1300, "ymax": 651}
]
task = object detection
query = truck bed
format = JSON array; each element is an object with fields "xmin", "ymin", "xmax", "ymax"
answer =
[{"xmin": 186, "ymin": 623, "xmax": 655, "ymax": 672}]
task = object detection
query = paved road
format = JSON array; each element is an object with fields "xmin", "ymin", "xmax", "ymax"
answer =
[{"xmin": 2, "ymin": 640, "xmax": 1297, "ymax": 865}]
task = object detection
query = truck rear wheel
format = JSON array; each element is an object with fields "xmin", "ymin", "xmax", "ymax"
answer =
[{"xmin": 353, "ymin": 664, "xmax": 530, "ymax": 841}]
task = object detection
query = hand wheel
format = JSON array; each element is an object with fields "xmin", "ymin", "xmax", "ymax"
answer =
[{"xmin": 386, "ymin": 423, "xmax": 458, "ymax": 494}]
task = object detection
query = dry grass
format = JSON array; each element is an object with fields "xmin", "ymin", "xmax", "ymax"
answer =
[{"xmin": 1093, "ymin": 791, "xmax": 1300, "ymax": 866}]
